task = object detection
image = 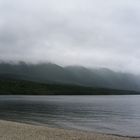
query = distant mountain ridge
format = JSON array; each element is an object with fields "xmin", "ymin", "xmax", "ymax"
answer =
[{"xmin": 0, "ymin": 62, "xmax": 140, "ymax": 91}]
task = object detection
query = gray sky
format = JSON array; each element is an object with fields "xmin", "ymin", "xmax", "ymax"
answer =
[{"xmin": 0, "ymin": 0, "xmax": 140, "ymax": 73}]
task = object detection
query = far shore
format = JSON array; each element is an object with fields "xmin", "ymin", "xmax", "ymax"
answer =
[{"xmin": 0, "ymin": 120, "xmax": 139, "ymax": 140}]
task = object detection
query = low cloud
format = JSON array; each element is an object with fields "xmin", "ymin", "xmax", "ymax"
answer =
[{"xmin": 0, "ymin": 0, "xmax": 140, "ymax": 73}]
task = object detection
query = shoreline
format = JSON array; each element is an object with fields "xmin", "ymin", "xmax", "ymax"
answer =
[{"xmin": 0, "ymin": 120, "xmax": 139, "ymax": 140}]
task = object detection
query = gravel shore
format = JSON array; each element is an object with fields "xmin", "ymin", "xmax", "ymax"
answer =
[{"xmin": 0, "ymin": 120, "xmax": 139, "ymax": 140}]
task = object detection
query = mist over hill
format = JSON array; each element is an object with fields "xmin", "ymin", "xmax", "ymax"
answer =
[{"xmin": 0, "ymin": 62, "xmax": 140, "ymax": 92}]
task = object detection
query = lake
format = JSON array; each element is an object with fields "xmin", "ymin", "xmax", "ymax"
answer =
[{"xmin": 0, "ymin": 95, "xmax": 140, "ymax": 137}]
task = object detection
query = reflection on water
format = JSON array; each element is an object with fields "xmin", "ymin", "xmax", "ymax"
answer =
[{"xmin": 0, "ymin": 95, "xmax": 140, "ymax": 136}]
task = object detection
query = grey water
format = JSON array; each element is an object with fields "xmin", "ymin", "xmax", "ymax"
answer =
[{"xmin": 0, "ymin": 95, "xmax": 140, "ymax": 137}]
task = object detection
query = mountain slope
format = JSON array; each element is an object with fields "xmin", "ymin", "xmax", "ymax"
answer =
[
  {"xmin": 0, "ymin": 62, "xmax": 140, "ymax": 91},
  {"xmin": 0, "ymin": 79, "xmax": 139, "ymax": 95},
  {"xmin": 65, "ymin": 66, "xmax": 140, "ymax": 91}
]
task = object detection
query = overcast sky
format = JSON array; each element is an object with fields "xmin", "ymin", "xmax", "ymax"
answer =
[{"xmin": 0, "ymin": 0, "xmax": 140, "ymax": 73}]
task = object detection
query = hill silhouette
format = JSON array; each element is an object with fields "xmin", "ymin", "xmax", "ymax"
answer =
[{"xmin": 0, "ymin": 62, "xmax": 140, "ymax": 93}]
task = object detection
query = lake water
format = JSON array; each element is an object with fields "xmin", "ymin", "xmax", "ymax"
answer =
[{"xmin": 0, "ymin": 95, "xmax": 140, "ymax": 137}]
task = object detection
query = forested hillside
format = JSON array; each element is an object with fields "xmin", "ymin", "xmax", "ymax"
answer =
[{"xmin": 0, "ymin": 62, "xmax": 140, "ymax": 92}]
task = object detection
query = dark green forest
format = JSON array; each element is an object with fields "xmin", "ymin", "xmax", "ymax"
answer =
[
  {"xmin": 0, "ymin": 79, "xmax": 139, "ymax": 95},
  {"xmin": 0, "ymin": 62, "xmax": 140, "ymax": 95}
]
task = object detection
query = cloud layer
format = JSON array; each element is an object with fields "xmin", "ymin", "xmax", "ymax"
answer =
[{"xmin": 0, "ymin": 0, "xmax": 140, "ymax": 73}]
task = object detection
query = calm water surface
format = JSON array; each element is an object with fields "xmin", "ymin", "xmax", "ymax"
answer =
[{"xmin": 0, "ymin": 95, "xmax": 140, "ymax": 137}]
